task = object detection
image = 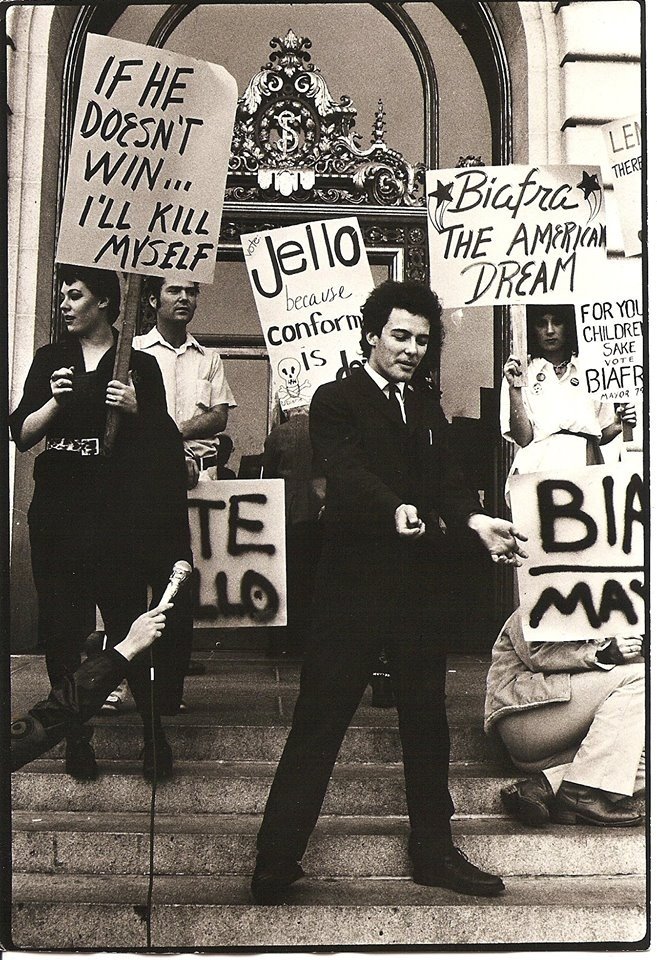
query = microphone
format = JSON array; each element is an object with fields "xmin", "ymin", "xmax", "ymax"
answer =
[{"xmin": 157, "ymin": 560, "xmax": 192, "ymax": 606}]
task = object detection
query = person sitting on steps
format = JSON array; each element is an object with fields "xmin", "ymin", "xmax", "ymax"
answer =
[{"xmin": 484, "ymin": 609, "xmax": 644, "ymax": 828}]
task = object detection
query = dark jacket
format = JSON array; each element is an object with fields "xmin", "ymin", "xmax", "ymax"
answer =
[
  {"xmin": 309, "ymin": 367, "xmax": 483, "ymax": 636},
  {"xmin": 9, "ymin": 332, "xmax": 190, "ymax": 568}
]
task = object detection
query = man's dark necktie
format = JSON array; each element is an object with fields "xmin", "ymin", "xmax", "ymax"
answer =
[{"xmin": 387, "ymin": 382, "xmax": 404, "ymax": 423}]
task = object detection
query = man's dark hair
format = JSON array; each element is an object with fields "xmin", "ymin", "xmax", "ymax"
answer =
[
  {"xmin": 59, "ymin": 265, "xmax": 121, "ymax": 323},
  {"xmin": 144, "ymin": 275, "xmax": 200, "ymax": 310},
  {"xmin": 526, "ymin": 303, "xmax": 579, "ymax": 359},
  {"xmin": 360, "ymin": 280, "xmax": 443, "ymax": 359}
]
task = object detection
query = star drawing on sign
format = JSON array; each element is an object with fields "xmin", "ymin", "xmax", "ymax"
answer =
[
  {"xmin": 429, "ymin": 180, "xmax": 453, "ymax": 205},
  {"xmin": 427, "ymin": 179, "xmax": 453, "ymax": 233},
  {"xmin": 576, "ymin": 170, "xmax": 600, "ymax": 200},
  {"xmin": 576, "ymin": 170, "xmax": 602, "ymax": 223}
]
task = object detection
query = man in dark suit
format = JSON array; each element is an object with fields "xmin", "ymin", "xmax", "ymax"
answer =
[{"xmin": 251, "ymin": 280, "xmax": 527, "ymax": 904}]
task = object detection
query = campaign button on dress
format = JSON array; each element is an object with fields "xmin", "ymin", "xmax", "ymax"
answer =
[
  {"xmin": 570, "ymin": 378, "xmax": 579, "ymax": 386},
  {"xmin": 536, "ymin": 372, "xmax": 545, "ymax": 382}
]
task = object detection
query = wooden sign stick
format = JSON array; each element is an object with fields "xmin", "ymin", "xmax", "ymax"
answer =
[
  {"xmin": 103, "ymin": 272, "xmax": 142, "ymax": 457},
  {"xmin": 510, "ymin": 304, "xmax": 528, "ymax": 386}
]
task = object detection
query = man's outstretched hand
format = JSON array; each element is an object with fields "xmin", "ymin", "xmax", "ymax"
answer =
[
  {"xmin": 467, "ymin": 515, "xmax": 528, "ymax": 566},
  {"xmin": 395, "ymin": 503, "xmax": 426, "ymax": 539}
]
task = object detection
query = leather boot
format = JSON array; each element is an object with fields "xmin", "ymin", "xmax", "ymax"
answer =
[
  {"xmin": 500, "ymin": 773, "xmax": 555, "ymax": 825},
  {"xmin": 251, "ymin": 854, "xmax": 305, "ymax": 904},
  {"xmin": 552, "ymin": 781, "xmax": 643, "ymax": 827},
  {"xmin": 142, "ymin": 732, "xmax": 173, "ymax": 783},
  {"xmin": 65, "ymin": 726, "xmax": 98, "ymax": 781}
]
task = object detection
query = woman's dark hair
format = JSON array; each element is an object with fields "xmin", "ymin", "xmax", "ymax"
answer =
[
  {"xmin": 59, "ymin": 265, "xmax": 121, "ymax": 323},
  {"xmin": 526, "ymin": 303, "xmax": 579, "ymax": 359},
  {"xmin": 360, "ymin": 280, "xmax": 444, "ymax": 359}
]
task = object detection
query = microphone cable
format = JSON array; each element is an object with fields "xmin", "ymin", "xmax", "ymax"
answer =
[
  {"xmin": 145, "ymin": 649, "xmax": 157, "ymax": 948},
  {"xmin": 141, "ymin": 562, "xmax": 191, "ymax": 947}
]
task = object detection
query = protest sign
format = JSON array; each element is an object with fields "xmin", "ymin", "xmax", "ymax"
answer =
[
  {"xmin": 575, "ymin": 290, "xmax": 643, "ymax": 402},
  {"xmin": 426, "ymin": 165, "xmax": 607, "ymax": 308},
  {"xmin": 188, "ymin": 479, "xmax": 286, "ymax": 628},
  {"xmin": 510, "ymin": 464, "xmax": 644, "ymax": 643},
  {"xmin": 601, "ymin": 115, "xmax": 642, "ymax": 258},
  {"xmin": 241, "ymin": 217, "xmax": 374, "ymax": 411},
  {"xmin": 56, "ymin": 34, "xmax": 237, "ymax": 283}
]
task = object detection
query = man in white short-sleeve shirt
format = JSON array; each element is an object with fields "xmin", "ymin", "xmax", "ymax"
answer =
[{"xmin": 135, "ymin": 276, "xmax": 236, "ymax": 489}]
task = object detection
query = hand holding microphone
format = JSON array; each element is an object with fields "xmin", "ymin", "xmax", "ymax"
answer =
[
  {"xmin": 116, "ymin": 603, "xmax": 173, "ymax": 661},
  {"xmin": 157, "ymin": 560, "xmax": 193, "ymax": 606}
]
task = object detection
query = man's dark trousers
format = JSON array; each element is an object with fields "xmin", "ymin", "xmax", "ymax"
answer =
[
  {"xmin": 256, "ymin": 368, "xmax": 481, "ymax": 862},
  {"xmin": 256, "ymin": 617, "xmax": 453, "ymax": 861}
]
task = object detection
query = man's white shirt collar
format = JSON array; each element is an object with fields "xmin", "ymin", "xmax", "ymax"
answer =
[
  {"xmin": 139, "ymin": 325, "xmax": 205, "ymax": 355},
  {"xmin": 364, "ymin": 362, "xmax": 407, "ymax": 398}
]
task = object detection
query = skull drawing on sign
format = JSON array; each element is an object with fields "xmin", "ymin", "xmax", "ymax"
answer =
[
  {"xmin": 278, "ymin": 357, "xmax": 301, "ymax": 399},
  {"xmin": 276, "ymin": 356, "xmax": 312, "ymax": 406}
]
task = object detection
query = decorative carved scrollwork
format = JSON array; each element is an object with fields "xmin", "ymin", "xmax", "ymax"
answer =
[{"xmin": 228, "ymin": 30, "xmax": 424, "ymax": 206}]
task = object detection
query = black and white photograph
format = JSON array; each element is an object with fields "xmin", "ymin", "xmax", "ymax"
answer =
[{"xmin": 1, "ymin": 0, "xmax": 648, "ymax": 952}]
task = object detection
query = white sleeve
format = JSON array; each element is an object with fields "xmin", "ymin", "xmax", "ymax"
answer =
[
  {"xmin": 208, "ymin": 351, "xmax": 237, "ymax": 408},
  {"xmin": 596, "ymin": 400, "xmax": 617, "ymax": 430},
  {"xmin": 500, "ymin": 379, "xmax": 514, "ymax": 443}
]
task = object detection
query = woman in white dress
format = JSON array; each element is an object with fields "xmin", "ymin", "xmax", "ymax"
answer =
[{"xmin": 500, "ymin": 304, "xmax": 635, "ymax": 497}]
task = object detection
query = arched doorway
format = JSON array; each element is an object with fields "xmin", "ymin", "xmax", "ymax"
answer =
[{"xmin": 43, "ymin": 2, "xmax": 520, "ymax": 643}]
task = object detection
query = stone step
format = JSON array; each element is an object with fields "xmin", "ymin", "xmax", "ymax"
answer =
[
  {"xmin": 11, "ymin": 873, "xmax": 647, "ymax": 948},
  {"xmin": 12, "ymin": 810, "xmax": 646, "ymax": 879},
  {"xmin": 36, "ymin": 718, "xmax": 507, "ymax": 765},
  {"xmin": 10, "ymin": 654, "xmax": 500, "ymax": 763},
  {"xmin": 11, "ymin": 761, "xmax": 532, "ymax": 816},
  {"xmin": 8, "ymin": 655, "xmax": 493, "ymax": 709},
  {"xmin": 10, "ymin": 760, "xmax": 647, "ymax": 819}
]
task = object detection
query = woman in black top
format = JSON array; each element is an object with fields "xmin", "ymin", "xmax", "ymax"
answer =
[{"xmin": 9, "ymin": 265, "xmax": 191, "ymax": 781}]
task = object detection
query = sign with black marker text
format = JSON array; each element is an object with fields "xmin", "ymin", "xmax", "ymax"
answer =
[
  {"xmin": 510, "ymin": 465, "xmax": 644, "ymax": 643},
  {"xmin": 188, "ymin": 479, "xmax": 286, "ymax": 628},
  {"xmin": 242, "ymin": 217, "xmax": 374, "ymax": 411},
  {"xmin": 601, "ymin": 115, "xmax": 642, "ymax": 258},
  {"xmin": 426, "ymin": 165, "xmax": 607, "ymax": 308},
  {"xmin": 56, "ymin": 34, "xmax": 237, "ymax": 282},
  {"xmin": 575, "ymin": 289, "xmax": 643, "ymax": 402}
]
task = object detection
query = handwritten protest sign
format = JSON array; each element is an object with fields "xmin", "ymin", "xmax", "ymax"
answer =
[
  {"xmin": 575, "ymin": 290, "xmax": 643, "ymax": 402},
  {"xmin": 510, "ymin": 464, "xmax": 644, "ymax": 643},
  {"xmin": 188, "ymin": 479, "xmax": 286, "ymax": 628},
  {"xmin": 241, "ymin": 217, "xmax": 374, "ymax": 411},
  {"xmin": 426, "ymin": 165, "xmax": 607, "ymax": 308},
  {"xmin": 56, "ymin": 34, "xmax": 237, "ymax": 283},
  {"xmin": 601, "ymin": 115, "xmax": 642, "ymax": 258}
]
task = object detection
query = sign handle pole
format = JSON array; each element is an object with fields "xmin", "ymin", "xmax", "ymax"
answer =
[
  {"xmin": 103, "ymin": 272, "xmax": 142, "ymax": 457},
  {"xmin": 511, "ymin": 305, "xmax": 528, "ymax": 386}
]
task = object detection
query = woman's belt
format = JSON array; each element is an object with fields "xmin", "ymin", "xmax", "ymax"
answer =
[
  {"xmin": 46, "ymin": 437, "xmax": 101, "ymax": 456},
  {"xmin": 555, "ymin": 430, "xmax": 599, "ymax": 442}
]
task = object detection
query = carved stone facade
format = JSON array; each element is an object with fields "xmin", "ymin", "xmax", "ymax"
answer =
[{"xmin": 227, "ymin": 30, "xmax": 425, "ymax": 207}]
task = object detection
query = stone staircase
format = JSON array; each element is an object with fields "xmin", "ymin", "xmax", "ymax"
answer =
[{"xmin": 9, "ymin": 653, "xmax": 647, "ymax": 949}]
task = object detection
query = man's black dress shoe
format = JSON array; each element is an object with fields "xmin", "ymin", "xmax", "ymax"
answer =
[
  {"xmin": 500, "ymin": 773, "xmax": 555, "ymax": 825},
  {"xmin": 412, "ymin": 845, "xmax": 505, "ymax": 897},
  {"xmin": 251, "ymin": 855, "xmax": 305, "ymax": 904},
  {"xmin": 142, "ymin": 735, "xmax": 174, "ymax": 783},
  {"xmin": 65, "ymin": 729, "xmax": 98, "ymax": 781}
]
